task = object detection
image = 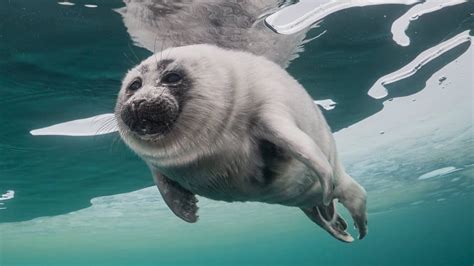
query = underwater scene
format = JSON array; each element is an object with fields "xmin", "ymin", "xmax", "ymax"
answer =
[{"xmin": 0, "ymin": 0, "xmax": 473, "ymax": 265}]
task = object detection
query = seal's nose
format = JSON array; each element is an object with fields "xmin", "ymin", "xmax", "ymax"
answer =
[
  {"xmin": 136, "ymin": 99, "xmax": 171, "ymax": 124},
  {"xmin": 131, "ymin": 99, "xmax": 146, "ymax": 111},
  {"xmin": 121, "ymin": 98, "xmax": 178, "ymax": 136}
]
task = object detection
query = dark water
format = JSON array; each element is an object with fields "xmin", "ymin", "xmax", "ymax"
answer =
[{"xmin": 0, "ymin": 1, "xmax": 473, "ymax": 265}]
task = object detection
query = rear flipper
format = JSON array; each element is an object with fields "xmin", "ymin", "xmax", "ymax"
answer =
[
  {"xmin": 336, "ymin": 176, "xmax": 368, "ymax": 240},
  {"xmin": 302, "ymin": 200, "xmax": 354, "ymax": 243},
  {"xmin": 302, "ymin": 176, "xmax": 368, "ymax": 242}
]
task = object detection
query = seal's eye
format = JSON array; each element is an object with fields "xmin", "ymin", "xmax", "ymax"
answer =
[
  {"xmin": 128, "ymin": 78, "xmax": 142, "ymax": 91},
  {"xmin": 162, "ymin": 72, "xmax": 182, "ymax": 84}
]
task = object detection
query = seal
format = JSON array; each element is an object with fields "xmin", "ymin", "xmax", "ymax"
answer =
[{"xmin": 115, "ymin": 44, "xmax": 368, "ymax": 242}]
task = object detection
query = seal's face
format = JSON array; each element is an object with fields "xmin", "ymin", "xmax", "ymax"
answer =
[
  {"xmin": 115, "ymin": 45, "xmax": 236, "ymax": 159},
  {"xmin": 116, "ymin": 59, "xmax": 191, "ymax": 138}
]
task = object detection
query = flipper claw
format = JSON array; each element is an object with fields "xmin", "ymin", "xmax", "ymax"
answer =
[
  {"xmin": 337, "ymin": 177, "xmax": 368, "ymax": 240},
  {"xmin": 302, "ymin": 200, "xmax": 355, "ymax": 243}
]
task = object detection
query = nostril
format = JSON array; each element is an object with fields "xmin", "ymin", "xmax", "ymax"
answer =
[{"xmin": 132, "ymin": 99, "xmax": 146, "ymax": 110}]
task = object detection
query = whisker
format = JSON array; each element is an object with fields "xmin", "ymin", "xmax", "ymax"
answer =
[
  {"xmin": 109, "ymin": 133, "xmax": 123, "ymax": 152},
  {"xmin": 94, "ymin": 116, "xmax": 118, "ymax": 135},
  {"xmin": 153, "ymin": 30, "xmax": 160, "ymax": 65},
  {"xmin": 165, "ymin": 32, "xmax": 175, "ymax": 59},
  {"xmin": 127, "ymin": 43, "xmax": 140, "ymax": 63},
  {"xmin": 96, "ymin": 122, "xmax": 116, "ymax": 135},
  {"xmin": 160, "ymin": 29, "xmax": 171, "ymax": 61},
  {"xmin": 123, "ymin": 52, "xmax": 136, "ymax": 65}
]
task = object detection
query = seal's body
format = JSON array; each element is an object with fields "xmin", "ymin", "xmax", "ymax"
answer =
[{"xmin": 115, "ymin": 44, "xmax": 368, "ymax": 242}]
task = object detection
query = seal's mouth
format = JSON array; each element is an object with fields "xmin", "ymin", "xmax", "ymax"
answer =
[{"xmin": 120, "ymin": 97, "xmax": 179, "ymax": 136}]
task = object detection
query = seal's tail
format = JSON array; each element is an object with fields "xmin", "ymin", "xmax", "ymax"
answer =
[
  {"xmin": 302, "ymin": 174, "xmax": 368, "ymax": 242},
  {"xmin": 336, "ymin": 174, "xmax": 368, "ymax": 240},
  {"xmin": 301, "ymin": 200, "xmax": 355, "ymax": 243}
]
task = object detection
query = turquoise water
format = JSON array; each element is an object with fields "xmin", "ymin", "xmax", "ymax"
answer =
[{"xmin": 1, "ymin": 1, "xmax": 473, "ymax": 265}]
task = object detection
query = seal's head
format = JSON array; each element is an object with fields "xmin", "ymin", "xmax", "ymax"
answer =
[
  {"xmin": 117, "ymin": 59, "xmax": 185, "ymax": 137},
  {"xmin": 115, "ymin": 44, "xmax": 237, "ymax": 158}
]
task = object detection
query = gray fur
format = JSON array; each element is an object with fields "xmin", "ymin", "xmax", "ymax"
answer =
[{"xmin": 115, "ymin": 44, "xmax": 368, "ymax": 242}]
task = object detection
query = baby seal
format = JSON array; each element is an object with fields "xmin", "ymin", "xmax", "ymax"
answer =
[{"xmin": 115, "ymin": 44, "xmax": 368, "ymax": 242}]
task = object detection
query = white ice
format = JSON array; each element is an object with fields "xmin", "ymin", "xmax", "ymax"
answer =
[
  {"xmin": 265, "ymin": 0, "xmax": 421, "ymax": 35},
  {"xmin": 0, "ymin": 190, "xmax": 15, "ymax": 201},
  {"xmin": 30, "ymin": 114, "xmax": 117, "ymax": 136},
  {"xmin": 314, "ymin": 99, "xmax": 337, "ymax": 111},
  {"xmin": 391, "ymin": 0, "xmax": 468, "ymax": 46},
  {"xmin": 57, "ymin": 1, "xmax": 75, "ymax": 6},
  {"xmin": 418, "ymin": 167, "xmax": 461, "ymax": 180},
  {"xmin": 368, "ymin": 30, "xmax": 471, "ymax": 99}
]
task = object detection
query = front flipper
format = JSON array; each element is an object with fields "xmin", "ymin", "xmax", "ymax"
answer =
[
  {"xmin": 302, "ymin": 200, "xmax": 354, "ymax": 243},
  {"xmin": 150, "ymin": 169, "xmax": 199, "ymax": 223},
  {"xmin": 258, "ymin": 114, "xmax": 334, "ymax": 206}
]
